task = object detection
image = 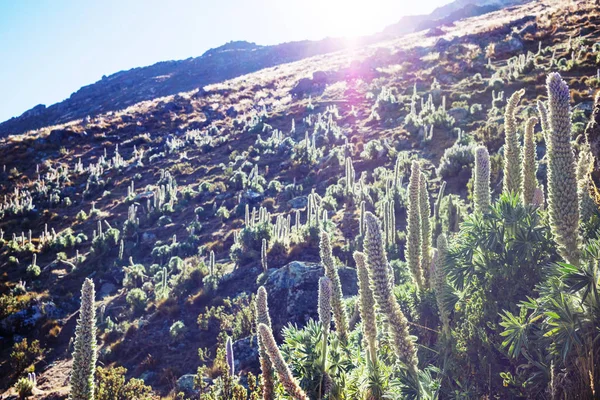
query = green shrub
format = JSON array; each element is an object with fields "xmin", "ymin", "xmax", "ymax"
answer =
[
  {"xmin": 126, "ymin": 288, "xmax": 147, "ymax": 314},
  {"xmin": 14, "ymin": 376, "xmax": 34, "ymax": 398},
  {"xmin": 436, "ymin": 144, "xmax": 475, "ymax": 178},
  {"xmin": 230, "ymin": 221, "xmax": 272, "ymax": 266},
  {"xmin": 10, "ymin": 339, "xmax": 44, "ymax": 373},
  {"xmin": 26, "ymin": 264, "xmax": 40, "ymax": 278},
  {"xmin": 96, "ymin": 366, "xmax": 153, "ymax": 400},
  {"xmin": 157, "ymin": 215, "xmax": 172, "ymax": 226},
  {"xmin": 169, "ymin": 320, "xmax": 187, "ymax": 339}
]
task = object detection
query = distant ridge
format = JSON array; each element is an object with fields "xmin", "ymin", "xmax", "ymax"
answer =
[{"xmin": 0, "ymin": 0, "xmax": 529, "ymax": 137}]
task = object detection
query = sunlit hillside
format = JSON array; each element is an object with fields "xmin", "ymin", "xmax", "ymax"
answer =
[{"xmin": 1, "ymin": 0, "xmax": 599, "ymax": 399}]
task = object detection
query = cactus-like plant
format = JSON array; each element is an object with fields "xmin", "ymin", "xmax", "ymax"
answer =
[
  {"xmin": 383, "ymin": 199, "xmax": 396, "ymax": 247},
  {"xmin": 359, "ymin": 200, "xmax": 366, "ymax": 237},
  {"xmin": 522, "ymin": 117, "xmax": 539, "ymax": 204},
  {"xmin": 537, "ymin": 100, "xmax": 549, "ymax": 143},
  {"xmin": 256, "ymin": 287, "xmax": 275, "ymax": 400},
  {"xmin": 261, "ymin": 238, "xmax": 268, "ymax": 273},
  {"xmin": 319, "ymin": 231, "xmax": 348, "ymax": 343},
  {"xmin": 257, "ymin": 323, "xmax": 308, "ymax": 400},
  {"xmin": 364, "ymin": 212, "xmax": 419, "ymax": 377},
  {"xmin": 345, "ymin": 157, "xmax": 355, "ymax": 201},
  {"xmin": 433, "ymin": 180, "xmax": 446, "ymax": 237},
  {"xmin": 15, "ymin": 375, "xmax": 34, "ymax": 399},
  {"xmin": 69, "ymin": 278, "xmax": 97, "ymax": 400},
  {"xmin": 474, "ymin": 146, "xmax": 491, "ymax": 213},
  {"xmin": 546, "ymin": 73, "xmax": 581, "ymax": 265},
  {"xmin": 353, "ymin": 251, "xmax": 377, "ymax": 366},
  {"xmin": 419, "ymin": 171, "xmax": 432, "ymax": 288},
  {"xmin": 503, "ymin": 89, "xmax": 525, "ymax": 196},
  {"xmin": 406, "ymin": 161, "xmax": 425, "ymax": 290}
]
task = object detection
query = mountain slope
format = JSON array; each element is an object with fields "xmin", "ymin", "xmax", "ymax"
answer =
[
  {"xmin": 0, "ymin": 38, "xmax": 358, "ymax": 137},
  {"xmin": 382, "ymin": 0, "xmax": 530, "ymax": 36},
  {"xmin": 1, "ymin": 0, "xmax": 530, "ymax": 138},
  {"xmin": 2, "ymin": 0, "xmax": 599, "ymax": 398}
]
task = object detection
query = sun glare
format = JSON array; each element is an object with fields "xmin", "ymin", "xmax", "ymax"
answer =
[{"xmin": 312, "ymin": 0, "xmax": 433, "ymax": 38}]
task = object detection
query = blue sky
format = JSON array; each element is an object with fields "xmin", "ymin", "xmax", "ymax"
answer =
[{"xmin": 0, "ymin": 0, "xmax": 450, "ymax": 123}]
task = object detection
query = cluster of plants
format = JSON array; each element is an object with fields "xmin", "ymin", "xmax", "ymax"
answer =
[
  {"xmin": 3, "ymin": 4, "xmax": 600, "ymax": 398},
  {"xmin": 51, "ymin": 71, "xmax": 600, "ymax": 400}
]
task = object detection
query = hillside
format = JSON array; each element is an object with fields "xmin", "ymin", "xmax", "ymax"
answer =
[
  {"xmin": 1, "ymin": 0, "xmax": 600, "ymax": 399},
  {"xmin": 1, "ymin": 0, "xmax": 530, "ymax": 138}
]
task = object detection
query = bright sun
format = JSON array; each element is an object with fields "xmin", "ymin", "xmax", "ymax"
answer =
[{"xmin": 308, "ymin": 0, "xmax": 434, "ymax": 38}]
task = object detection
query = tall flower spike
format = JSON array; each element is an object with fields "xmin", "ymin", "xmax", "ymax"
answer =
[
  {"xmin": 546, "ymin": 73, "xmax": 581, "ymax": 265},
  {"xmin": 364, "ymin": 212, "xmax": 419, "ymax": 377},
  {"xmin": 532, "ymin": 186, "xmax": 545, "ymax": 210},
  {"xmin": 406, "ymin": 161, "xmax": 424, "ymax": 290},
  {"xmin": 522, "ymin": 117, "xmax": 539, "ymax": 204},
  {"xmin": 256, "ymin": 286, "xmax": 272, "ymax": 328},
  {"xmin": 319, "ymin": 231, "xmax": 349, "ymax": 343},
  {"xmin": 226, "ymin": 336, "xmax": 235, "ymax": 377},
  {"xmin": 354, "ymin": 251, "xmax": 378, "ymax": 366},
  {"xmin": 474, "ymin": 146, "xmax": 491, "ymax": 213},
  {"xmin": 69, "ymin": 278, "xmax": 97, "ymax": 400},
  {"xmin": 256, "ymin": 287, "xmax": 275, "ymax": 400},
  {"xmin": 434, "ymin": 234, "xmax": 450, "ymax": 334},
  {"xmin": 537, "ymin": 100, "xmax": 550, "ymax": 144},
  {"xmin": 318, "ymin": 277, "xmax": 332, "ymax": 335},
  {"xmin": 503, "ymin": 89, "xmax": 525, "ymax": 196},
  {"xmin": 317, "ymin": 276, "xmax": 332, "ymax": 398},
  {"xmin": 576, "ymin": 145, "xmax": 597, "ymax": 224},
  {"xmin": 258, "ymin": 323, "xmax": 309, "ymax": 400},
  {"xmin": 419, "ymin": 170, "xmax": 432, "ymax": 288},
  {"xmin": 261, "ymin": 238, "xmax": 268, "ymax": 273}
]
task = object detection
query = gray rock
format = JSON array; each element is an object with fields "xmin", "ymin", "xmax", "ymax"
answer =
[
  {"xmin": 243, "ymin": 190, "xmax": 263, "ymax": 203},
  {"xmin": 226, "ymin": 106, "xmax": 238, "ymax": 118},
  {"xmin": 290, "ymin": 77, "xmax": 313, "ymax": 96},
  {"xmin": 518, "ymin": 22, "xmax": 537, "ymax": 37},
  {"xmin": 290, "ymin": 71, "xmax": 331, "ymax": 97},
  {"xmin": 493, "ymin": 34, "xmax": 523, "ymax": 57},
  {"xmin": 264, "ymin": 261, "xmax": 357, "ymax": 331},
  {"xmin": 139, "ymin": 371, "xmax": 156, "ymax": 384},
  {"xmin": 215, "ymin": 192, "xmax": 234, "ymax": 201},
  {"xmin": 0, "ymin": 301, "xmax": 62, "ymax": 334},
  {"xmin": 99, "ymin": 283, "xmax": 116, "ymax": 297},
  {"xmin": 134, "ymin": 191, "xmax": 154, "ymax": 202},
  {"xmin": 21, "ymin": 104, "xmax": 46, "ymax": 119},
  {"xmin": 233, "ymin": 335, "xmax": 259, "ymax": 371},
  {"xmin": 47, "ymin": 129, "xmax": 78, "ymax": 145},
  {"xmin": 176, "ymin": 374, "xmax": 198, "ymax": 394},
  {"xmin": 161, "ymin": 101, "xmax": 180, "ymax": 113},
  {"xmin": 142, "ymin": 232, "xmax": 157, "ymax": 243},
  {"xmin": 312, "ymin": 70, "xmax": 329, "ymax": 85},
  {"xmin": 577, "ymin": 102, "xmax": 594, "ymax": 113},
  {"xmin": 448, "ymin": 107, "xmax": 469, "ymax": 121},
  {"xmin": 287, "ymin": 196, "xmax": 308, "ymax": 209}
]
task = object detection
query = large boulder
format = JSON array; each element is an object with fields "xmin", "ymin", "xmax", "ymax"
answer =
[
  {"xmin": 287, "ymin": 196, "xmax": 308, "ymax": 209},
  {"xmin": 233, "ymin": 335, "xmax": 259, "ymax": 372},
  {"xmin": 0, "ymin": 301, "xmax": 62, "ymax": 334},
  {"xmin": 448, "ymin": 107, "xmax": 469, "ymax": 121},
  {"xmin": 176, "ymin": 374, "xmax": 198, "ymax": 395},
  {"xmin": 47, "ymin": 129, "xmax": 78, "ymax": 145},
  {"xmin": 493, "ymin": 34, "xmax": 523, "ymax": 58},
  {"xmin": 290, "ymin": 71, "xmax": 334, "ymax": 97},
  {"xmin": 263, "ymin": 261, "xmax": 357, "ymax": 332}
]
